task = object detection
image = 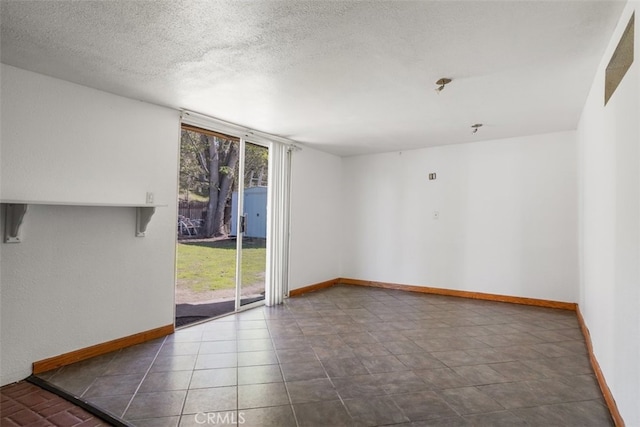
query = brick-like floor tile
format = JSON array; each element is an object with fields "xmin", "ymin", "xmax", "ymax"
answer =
[
  {"xmin": 6, "ymin": 408, "xmax": 43, "ymax": 425},
  {"xmin": 1, "ymin": 400, "xmax": 23, "ymax": 417},
  {"xmin": 23, "ymin": 420, "xmax": 52, "ymax": 427},
  {"xmin": 76, "ymin": 419, "xmax": 110, "ymax": 427},
  {"xmin": 36, "ymin": 400, "xmax": 77, "ymax": 417},
  {"xmin": 1, "ymin": 382, "xmax": 107, "ymax": 427},
  {"xmin": 14, "ymin": 390, "xmax": 51, "ymax": 407},
  {"xmin": 67, "ymin": 406, "xmax": 95, "ymax": 422},
  {"xmin": 46, "ymin": 410, "xmax": 84, "ymax": 426}
]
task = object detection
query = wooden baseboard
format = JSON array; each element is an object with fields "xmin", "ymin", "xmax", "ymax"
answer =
[
  {"xmin": 33, "ymin": 324, "xmax": 174, "ymax": 374},
  {"xmin": 289, "ymin": 278, "xmax": 340, "ymax": 297},
  {"xmin": 576, "ymin": 307, "xmax": 624, "ymax": 426},
  {"xmin": 339, "ymin": 278, "xmax": 577, "ymax": 311},
  {"xmin": 290, "ymin": 277, "xmax": 576, "ymax": 311},
  {"xmin": 289, "ymin": 279, "xmax": 621, "ymax": 423}
]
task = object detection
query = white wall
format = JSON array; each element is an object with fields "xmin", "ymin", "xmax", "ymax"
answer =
[
  {"xmin": 578, "ymin": 3, "xmax": 639, "ymax": 425},
  {"xmin": 289, "ymin": 147, "xmax": 342, "ymax": 289},
  {"xmin": 0, "ymin": 65, "xmax": 180, "ymax": 385},
  {"xmin": 341, "ymin": 131, "xmax": 579, "ymax": 303}
]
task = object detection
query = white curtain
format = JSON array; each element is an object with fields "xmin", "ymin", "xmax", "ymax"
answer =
[{"xmin": 265, "ymin": 142, "xmax": 292, "ymax": 306}]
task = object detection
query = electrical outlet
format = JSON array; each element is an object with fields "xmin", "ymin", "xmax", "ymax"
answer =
[{"xmin": 146, "ymin": 192, "xmax": 154, "ymax": 204}]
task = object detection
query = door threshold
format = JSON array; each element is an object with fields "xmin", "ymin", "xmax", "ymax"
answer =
[{"xmin": 175, "ymin": 299, "xmax": 266, "ymax": 330}]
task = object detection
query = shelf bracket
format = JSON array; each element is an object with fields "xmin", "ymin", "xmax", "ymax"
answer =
[
  {"xmin": 4, "ymin": 203, "xmax": 28, "ymax": 243},
  {"xmin": 136, "ymin": 207, "xmax": 156, "ymax": 237}
]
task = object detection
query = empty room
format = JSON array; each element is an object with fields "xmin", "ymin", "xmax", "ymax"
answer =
[{"xmin": 1, "ymin": 1, "xmax": 638, "ymax": 426}]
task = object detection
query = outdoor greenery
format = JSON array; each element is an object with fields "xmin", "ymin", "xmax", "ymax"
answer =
[
  {"xmin": 182, "ymin": 191, "xmax": 208, "ymax": 202},
  {"xmin": 179, "ymin": 129, "xmax": 268, "ymax": 237},
  {"xmin": 176, "ymin": 239, "xmax": 266, "ymax": 292}
]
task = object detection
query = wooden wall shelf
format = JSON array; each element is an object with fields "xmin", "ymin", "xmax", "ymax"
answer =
[{"xmin": 1, "ymin": 200, "xmax": 167, "ymax": 243}]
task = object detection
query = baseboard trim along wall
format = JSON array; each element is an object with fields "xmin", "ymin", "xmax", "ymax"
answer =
[
  {"xmin": 291, "ymin": 278, "xmax": 576, "ymax": 309},
  {"xmin": 576, "ymin": 307, "xmax": 625, "ymax": 427},
  {"xmin": 32, "ymin": 324, "xmax": 175, "ymax": 374},
  {"xmin": 31, "ymin": 280, "xmax": 621, "ymax": 425},
  {"xmin": 288, "ymin": 278, "xmax": 341, "ymax": 297},
  {"xmin": 291, "ymin": 278, "xmax": 622, "ymax": 424},
  {"xmin": 340, "ymin": 278, "xmax": 576, "ymax": 310}
]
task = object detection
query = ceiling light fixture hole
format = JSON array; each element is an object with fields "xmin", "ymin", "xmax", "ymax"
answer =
[{"xmin": 435, "ymin": 78, "xmax": 452, "ymax": 93}]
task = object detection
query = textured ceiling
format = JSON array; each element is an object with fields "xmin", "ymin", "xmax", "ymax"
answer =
[{"xmin": 0, "ymin": 1, "xmax": 626, "ymax": 156}]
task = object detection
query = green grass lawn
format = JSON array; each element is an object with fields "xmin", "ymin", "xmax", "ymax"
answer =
[
  {"xmin": 177, "ymin": 238, "xmax": 266, "ymax": 292},
  {"xmin": 179, "ymin": 192, "xmax": 209, "ymax": 202}
]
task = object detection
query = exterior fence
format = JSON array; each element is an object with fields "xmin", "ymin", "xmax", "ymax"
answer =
[{"xmin": 178, "ymin": 200, "xmax": 207, "ymax": 221}]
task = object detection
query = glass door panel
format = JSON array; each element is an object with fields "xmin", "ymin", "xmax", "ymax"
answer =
[
  {"xmin": 176, "ymin": 127, "xmax": 240, "ymax": 327},
  {"xmin": 239, "ymin": 142, "xmax": 269, "ymax": 308},
  {"xmin": 176, "ymin": 125, "xmax": 268, "ymax": 326}
]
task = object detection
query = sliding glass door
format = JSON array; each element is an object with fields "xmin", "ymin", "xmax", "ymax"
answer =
[
  {"xmin": 236, "ymin": 141, "xmax": 269, "ymax": 309},
  {"xmin": 176, "ymin": 127, "xmax": 268, "ymax": 327}
]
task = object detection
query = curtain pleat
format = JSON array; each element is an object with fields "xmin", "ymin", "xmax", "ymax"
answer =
[{"xmin": 265, "ymin": 143, "xmax": 291, "ymax": 306}]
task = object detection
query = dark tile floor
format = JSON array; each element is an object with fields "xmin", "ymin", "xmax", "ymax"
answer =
[{"xmin": 36, "ymin": 285, "xmax": 613, "ymax": 426}]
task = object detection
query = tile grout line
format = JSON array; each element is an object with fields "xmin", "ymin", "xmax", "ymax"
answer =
[
  {"xmin": 236, "ymin": 321, "xmax": 241, "ymax": 427},
  {"xmin": 177, "ymin": 331, "xmax": 204, "ymax": 427},
  {"xmin": 120, "ymin": 335, "xmax": 170, "ymax": 421},
  {"xmin": 77, "ymin": 351, "xmax": 120, "ymax": 401},
  {"xmin": 30, "ymin": 286, "xmax": 613, "ymax": 427},
  {"xmin": 300, "ymin": 301, "xmax": 362, "ymax": 424},
  {"xmin": 268, "ymin": 306, "xmax": 300, "ymax": 427},
  {"xmin": 24, "ymin": 376, "xmax": 129, "ymax": 427}
]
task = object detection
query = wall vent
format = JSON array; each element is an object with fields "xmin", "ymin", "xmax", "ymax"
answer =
[{"xmin": 605, "ymin": 13, "xmax": 634, "ymax": 105}]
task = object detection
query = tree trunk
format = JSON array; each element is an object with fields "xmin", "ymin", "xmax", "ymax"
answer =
[
  {"xmin": 205, "ymin": 135, "xmax": 219, "ymax": 237},
  {"xmin": 213, "ymin": 141, "xmax": 240, "ymax": 236}
]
